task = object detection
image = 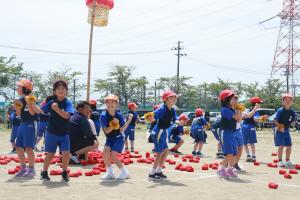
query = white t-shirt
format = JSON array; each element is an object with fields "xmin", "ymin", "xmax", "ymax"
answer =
[{"xmin": 88, "ymin": 119, "xmax": 97, "ymax": 136}]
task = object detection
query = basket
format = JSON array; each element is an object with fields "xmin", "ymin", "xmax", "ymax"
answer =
[{"xmin": 88, "ymin": 5, "xmax": 110, "ymax": 27}]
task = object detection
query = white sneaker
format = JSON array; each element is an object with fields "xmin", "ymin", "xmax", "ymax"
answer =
[
  {"xmin": 285, "ymin": 161, "xmax": 294, "ymax": 168},
  {"xmin": 278, "ymin": 161, "xmax": 285, "ymax": 167},
  {"xmin": 117, "ymin": 171, "xmax": 130, "ymax": 180},
  {"xmin": 70, "ymin": 156, "xmax": 80, "ymax": 164},
  {"xmin": 101, "ymin": 173, "xmax": 115, "ymax": 180}
]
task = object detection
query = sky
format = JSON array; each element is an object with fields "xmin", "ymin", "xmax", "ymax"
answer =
[{"xmin": 1, "ymin": 0, "xmax": 299, "ymax": 99}]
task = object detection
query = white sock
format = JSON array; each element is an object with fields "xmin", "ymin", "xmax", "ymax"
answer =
[
  {"xmin": 107, "ymin": 166, "xmax": 114, "ymax": 174},
  {"xmin": 150, "ymin": 167, "xmax": 156, "ymax": 175},
  {"xmin": 120, "ymin": 167, "xmax": 127, "ymax": 174},
  {"xmin": 156, "ymin": 167, "xmax": 162, "ymax": 173}
]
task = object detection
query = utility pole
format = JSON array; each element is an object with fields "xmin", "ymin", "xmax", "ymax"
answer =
[{"xmin": 171, "ymin": 41, "xmax": 187, "ymax": 95}]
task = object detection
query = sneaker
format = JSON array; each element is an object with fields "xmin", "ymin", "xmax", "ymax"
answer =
[
  {"xmin": 41, "ymin": 146, "xmax": 45, "ymax": 152},
  {"xmin": 40, "ymin": 171, "xmax": 50, "ymax": 181},
  {"xmin": 285, "ymin": 161, "xmax": 294, "ymax": 168},
  {"xmin": 117, "ymin": 171, "xmax": 130, "ymax": 180},
  {"xmin": 278, "ymin": 161, "xmax": 285, "ymax": 167},
  {"xmin": 148, "ymin": 173, "xmax": 160, "ymax": 180},
  {"xmin": 197, "ymin": 152, "xmax": 204, "ymax": 158},
  {"xmin": 246, "ymin": 155, "xmax": 252, "ymax": 162},
  {"xmin": 15, "ymin": 167, "xmax": 28, "ymax": 177},
  {"xmin": 70, "ymin": 156, "xmax": 80, "ymax": 164},
  {"xmin": 252, "ymin": 156, "xmax": 256, "ymax": 162},
  {"xmin": 34, "ymin": 147, "xmax": 41, "ymax": 152},
  {"xmin": 130, "ymin": 147, "xmax": 134, "ymax": 153},
  {"xmin": 156, "ymin": 172, "xmax": 167, "ymax": 179},
  {"xmin": 192, "ymin": 151, "xmax": 197, "ymax": 156},
  {"xmin": 23, "ymin": 168, "xmax": 36, "ymax": 177},
  {"xmin": 101, "ymin": 173, "xmax": 116, "ymax": 180},
  {"xmin": 216, "ymin": 152, "xmax": 224, "ymax": 159},
  {"xmin": 226, "ymin": 168, "xmax": 237, "ymax": 177},
  {"xmin": 233, "ymin": 163, "xmax": 242, "ymax": 171},
  {"xmin": 217, "ymin": 168, "xmax": 228, "ymax": 178},
  {"xmin": 9, "ymin": 148, "xmax": 16, "ymax": 154},
  {"xmin": 62, "ymin": 170, "xmax": 69, "ymax": 181},
  {"xmin": 169, "ymin": 149, "xmax": 176, "ymax": 154},
  {"xmin": 124, "ymin": 147, "xmax": 129, "ymax": 152},
  {"xmin": 175, "ymin": 150, "xmax": 183, "ymax": 155}
]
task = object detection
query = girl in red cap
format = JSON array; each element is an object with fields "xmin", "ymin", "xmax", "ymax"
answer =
[
  {"xmin": 274, "ymin": 93, "xmax": 296, "ymax": 167},
  {"xmin": 241, "ymin": 97, "xmax": 262, "ymax": 163},
  {"xmin": 14, "ymin": 79, "xmax": 42, "ymax": 177},
  {"xmin": 190, "ymin": 108, "xmax": 210, "ymax": 157},
  {"xmin": 148, "ymin": 90, "xmax": 179, "ymax": 180},
  {"xmin": 124, "ymin": 102, "xmax": 139, "ymax": 152},
  {"xmin": 217, "ymin": 89, "xmax": 242, "ymax": 178}
]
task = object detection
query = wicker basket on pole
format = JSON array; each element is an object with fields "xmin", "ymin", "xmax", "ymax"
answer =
[{"xmin": 86, "ymin": 0, "xmax": 114, "ymax": 27}]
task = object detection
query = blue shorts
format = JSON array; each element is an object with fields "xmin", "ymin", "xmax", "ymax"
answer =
[
  {"xmin": 37, "ymin": 121, "xmax": 47, "ymax": 137},
  {"xmin": 151, "ymin": 129, "xmax": 168, "ymax": 153},
  {"xmin": 191, "ymin": 127, "xmax": 204, "ymax": 142},
  {"xmin": 234, "ymin": 129, "xmax": 244, "ymax": 147},
  {"xmin": 211, "ymin": 128, "xmax": 220, "ymax": 142},
  {"xmin": 16, "ymin": 122, "xmax": 36, "ymax": 149},
  {"xmin": 275, "ymin": 130, "xmax": 292, "ymax": 147},
  {"xmin": 221, "ymin": 130, "xmax": 237, "ymax": 156},
  {"xmin": 94, "ymin": 121, "xmax": 101, "ymax": 136},
  {"xmin": 105, "ymin": 135, "xmax": 125, "ymax": 153},
  {"xmin": 45, "ymin": 131, "xmax": 70, "ymax": 153},
  {"xmin": 242, "ymin": 124, "xmax": 257, "ymax": 144},
  {"xmin": 169, "ymin": 134, "xmax": 182, "ymax": 144},
  {"xmin": 124, "ymin": 125, "xmax": 135, "ymax": 141},
  {"xmin": 10, "ymin": 125, "xmax": 20, "ymax": 143}
]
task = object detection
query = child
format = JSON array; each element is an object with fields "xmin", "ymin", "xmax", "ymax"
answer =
[
  {"xmin": 169, "ymin": 114, "xmax": 189, "ymax": 155},
  {"xmin": 40, "ymin": 80, "xmax": 74, "ymax": 181},
  {"xmin": 124, "ymin": 102, "xmax": 139, "ymax": 152},
  {"xmin": 190, "ymin": 108, "xmax": 210, "ymax": 157},
  {"xmin": 242, "ymin": 97, "xmax": 262, "ymax": 162},
  {"xmin": 217, "ymin": 89, "xmax": 242, "ymax": 178},
  {"xmin": 210, "ymin": 116, "xmax": 224, "ymax": 159},
  {"xmin": 148, "ymin": 90, "xmax": 179, "ymax": 180},
  {"xmin": 147, "ymin": 105, "xmax": 160, "ymax": 143},
  {"xmin": 274, "ymin": 93, "xmax": 296, "ymax": 167},
  {"xmin": 89, "ymin": 99, "xmax": 101, "ymax": 136},
  {"xmin": 100, "ymin": 94, "xmax": 133, "ymax": 180},
  {"xmin": 35, "ymin": 101, "xmax": 49, "ymax": 152},
  {"xmin": 14, "ymin": 79, "xmax": 41, "ymax": 177},
  {"xmin": 9, "ymin": 107, "xmax": 21, "ymax": 153}
]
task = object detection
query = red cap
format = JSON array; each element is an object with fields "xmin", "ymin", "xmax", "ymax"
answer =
[
  {"xmin": 153, "ymin": 105, "xmax": 160, "ymax": 110},
  {"xmin": 17, "ymin": 79, "xmax": 33, "ymax": 91},
  {"xmin": 89, "ymin": 99, "xmax": 97, "ymax": 106},
  {"xmin": 162, "ymin": 90, "xmax": 178, "ymax": 101},
  {"xmin": 250, "ymin": 97, "xmax": 263, "ymax": 104},
  {"xmin": 128, "ymin": 102, "xmax": 138, "ymax": 110},
  {"xmin": 282, "ymin": 93, "xmax": 293, "ymax": 100},
  {"xmin": 179, "ymin": 114, "xmax": 189, "ymax": 121},
  {"xmin": 195, "ymin": 108, "xmax": 203, "ymax": 116},
  {"xmin": 218, "ymin": 89, "xmax": 235, "ymax": 101}
]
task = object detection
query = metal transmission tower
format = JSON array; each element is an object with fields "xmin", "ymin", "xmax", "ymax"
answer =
[{"xmin": 271, "ymin": 0, "xmax": 300, "ymax": 93}]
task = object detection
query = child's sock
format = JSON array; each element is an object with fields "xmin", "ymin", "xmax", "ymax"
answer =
[
  {"xmin": 107, "ymin": 166, "xmax": 114, "ymax": 174},
  {"xmin": 150, "ymin": 167, "xmax": 156, "ymax": 175},
  {"xmin": 156, "ymin": 167, "xmax": 162, "ymax": 173},
  {"xmin": 120, "ymin": 167, "xmax": 127, "ymax": 173}
]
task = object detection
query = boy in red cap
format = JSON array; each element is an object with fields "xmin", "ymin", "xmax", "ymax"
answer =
[
  {"xmin": 168, "ymin": 114, "xmax": 189, "ymax": 155},
  {"xmin": 100, "ymin": 94, "xmax": 133, "ymax": 180},
  {"xmin": 217, "ymin": 89, "xmax": 242, "ymax": 178},
  {"xmin": 242, "ymin": 97, "xmax": 262, "ymax": 162},
  {"xmin": 14, "ymin": 79, "xmax": 42, "ymax": 177},
  {"xmin": 124, "ymin": 102, "xmax": 139, "ymax": 152},
  {"xmin": 190, "ymin": 108, "xmax": 210, "ymax": 157},
  {"xmin": 148, "ymin": 90, "xmax": 179, "ymax": 180},
  {"xmin": 274, "ymin": 93, "xmax": 296, "ymax": 167}
]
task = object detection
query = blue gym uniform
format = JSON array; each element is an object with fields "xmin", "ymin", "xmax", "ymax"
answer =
[
  {"xmin": 100, "ymin": 110, "xmax": 126, "ymax": 153},
  {"xmin": 220, "ymin": 106, "xmax": 237, "ymax": 156},
  {"xmin": 234, "ymin": 123, "xmax": 244, "ymax": 147},
  {"xmin": 241, "ymin": 108, "xmax": 259, "ymax": 145},
  {"xmin": 211, "ymin": 117, "xmax": 221, "ymax": 142},
  {"xmin": 15, "ymin": 97, "xmax": 38, "ymax": 149},
  {"xmin": 42, "ymin": 98, "xmax": 74, "ymax": 153},
  {"xmin": 151, "ymin": 104, "xmax": 177, "ymax": 153},
  {"xmin": 168, "ymin": 124, "xmax": 184, "ymax": 144},
  {"xmin": 274, "ymin": 107, "xmax": 296, "ymax": 147},
  {"xmin": 91, "ymin": 109, "xmax": 101, "ymax": 136},
  {"xmin": 9, "ymin": 111, "xmax": 21, "ymax": 143},
  {"xmin": 190, "ymin": 116, "xmax": 207, "ymax": 142},
  {"xmin": 124, "ymin": 110, "xmax": 138, "ymax": 141},
  {"xmin": 37, "ymin": 113, "xmax": 49, "ymax": 137}
]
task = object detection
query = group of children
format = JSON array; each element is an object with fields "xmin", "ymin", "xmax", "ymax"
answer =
[{"xmin": 8, "ymin": 78, "xmax": 297, "ymax": 181}]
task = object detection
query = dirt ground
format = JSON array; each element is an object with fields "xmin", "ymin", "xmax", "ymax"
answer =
[{"xmin": 0, "ymin": 125, "xmax": 299, "ymax": 200}]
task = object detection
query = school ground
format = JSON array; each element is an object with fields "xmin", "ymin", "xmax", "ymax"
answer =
[{"xmin": 0, "ymin": 125, "xmax": 299, "ymax": 200}]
